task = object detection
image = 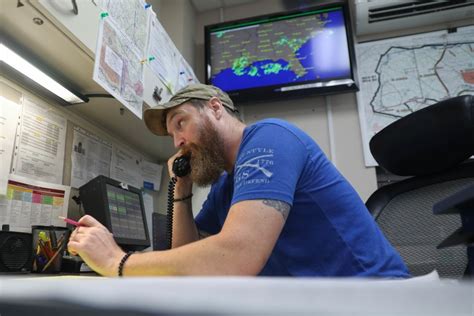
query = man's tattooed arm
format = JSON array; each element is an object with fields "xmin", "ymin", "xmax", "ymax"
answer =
[
  {"xmin": 198, "ymin": 230, "xmax": 211, "ymax": 239},
  {"xmin": 262, "ymin": 200, "xmax": 291, "ymax": 221}
]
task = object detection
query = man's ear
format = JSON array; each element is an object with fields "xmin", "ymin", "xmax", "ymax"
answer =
[{"xmin": 208, "ymin": 97, "xmax": 223, "ymax": 119}]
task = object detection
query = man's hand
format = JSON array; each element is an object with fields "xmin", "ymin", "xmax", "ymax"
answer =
[{"xmin": 67, "ymin": 215, "xmax": 125, "ymax": 277}]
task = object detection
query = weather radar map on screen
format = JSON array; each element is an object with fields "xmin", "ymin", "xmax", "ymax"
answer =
[{"xmin": 206, "ymin": 5, "xmax": 356, "ymax": 102}]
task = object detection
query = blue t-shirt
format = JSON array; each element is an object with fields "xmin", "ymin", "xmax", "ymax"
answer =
[{"xmin": 195, "ymin": 119, "xmax": 410, "ymax": 277}]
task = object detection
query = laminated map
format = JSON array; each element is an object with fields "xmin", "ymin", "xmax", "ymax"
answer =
[
  {"xmin": 356, "ymin": 25, "xmax": 474, "ymax": 166},
  {"xmin": 93, "ymin": 17, "xmax": 145, "ymax": 119}
]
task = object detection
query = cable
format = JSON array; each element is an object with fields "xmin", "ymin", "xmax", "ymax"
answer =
[
  {"xmin": 166, "ymin": 177, "xmax": 177, "ymax": 250},
  {"xmin": 166, "ymin": 156, "xmax": 191, "ymax": 250},
  {"xmin": 71, "ymin": 0, "xmax": 78, "ymax": 15},
  {"xmin": 83, "ymin": 94, "xmax": 115, "ymax": 98}
]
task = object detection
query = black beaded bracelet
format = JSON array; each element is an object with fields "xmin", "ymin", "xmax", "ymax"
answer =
[
  {"xmin": 173, "ymin": 193, "xmax": 193, "ymax": 202},
  {"xmin": 118, "ymin": 251, "xmax": 134, "ymax": 277}
]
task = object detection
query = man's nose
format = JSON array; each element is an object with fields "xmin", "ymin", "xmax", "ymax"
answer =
[{"xmin": 173, "ymin": 136, "xmax": 185, "ymax": 148}]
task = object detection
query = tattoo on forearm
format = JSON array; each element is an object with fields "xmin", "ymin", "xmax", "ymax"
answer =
[
  {"xmin": 263, "ymin": 200, "xmax": 290, "ymax": 221},
  {"xmin": 198, "ymin": 230, "xmax": 211, "ymax": 239}
]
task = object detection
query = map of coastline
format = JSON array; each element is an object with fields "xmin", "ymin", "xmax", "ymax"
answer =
[
  {"xmin": 356, "ymin": 26, "xmax": 474, "ymax": 166},
  {"xmin": 210, "ymin": 9, "xmax": 350, "ymax": 91}
]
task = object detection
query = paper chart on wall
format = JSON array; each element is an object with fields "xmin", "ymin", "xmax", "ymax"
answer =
[
  {"xmin": 140, "ymin": 160, "xmax": 163, "ymax": 191},
  {"xmin": 110, "ymin": 145, "xmax": 141, "ymax": 189},
  {"xmin": 0, "ymin": 174, "xmax": 70, "ymax": 233},
  {"xmin": 93, "ymin": 17, "xmax": 145, "ymax": 119},
  {"xmin": 0, "ymin": 97, "xmax": 22, "ymax": 196},
  {"xmin": 12, "ymin": 98, "xmax": 66, "ymax": 184},
  {"xmin": 70, "ymin": 126, "xmax": 112, "ymax": 189}
]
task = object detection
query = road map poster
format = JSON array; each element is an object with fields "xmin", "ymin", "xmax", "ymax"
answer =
[
  {"xmin": 93, "ymin": 17, "xmax": 145, "ymax": 119},
  {"xmin": 356, "ymin": 25, "xmax": 474, "ymax": 166},
  {"xmin": 97, "ymin": 0, "xmax": 150, "ymax": 56}
]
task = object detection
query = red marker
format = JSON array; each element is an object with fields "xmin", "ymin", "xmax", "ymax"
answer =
[{"xmin": 58, "ymin": 216, "xmax": 81, "ymax": 227}]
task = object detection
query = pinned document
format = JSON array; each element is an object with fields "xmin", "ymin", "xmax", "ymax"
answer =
[
  {"xmin": 0, "ymin": 174, "xmax": 70, "ymax": 233},
  {"xmin": 0, "ymin": 97, "xmax": 21, "ymax": 195},
  {"xmin": 12, "ymin": 97, "xmax": 67, "ymax": 185}
]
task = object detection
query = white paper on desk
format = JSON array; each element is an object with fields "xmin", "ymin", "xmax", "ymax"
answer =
[
  {"xmin": 12, "ymin": 98, "xmax": 66, "ymax": 184},
  {"xmin": 70, "ymin": 126, "xmax": 112, "ymax": 188},
  {"xmin": 0, "ymin": 97, "xmax": 21, "ymax": 196},
  {"xmin": 110, "ymin": 145, "xmax": 141, "ymax": 188},
  {"xmin": 0, "ymin": 174, "xmax": 70, "ymax": 233},
  {"xmin": 140, "ymin": 160, "xmax": 163, "ymax": 191}
]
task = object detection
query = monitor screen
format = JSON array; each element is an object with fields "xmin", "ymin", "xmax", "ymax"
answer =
[
  {"xmin": 79, "ymin": 176, "xmax": 150, "ymax": 251},
  {"xmin": 204, "ymin": 2, "xmax": 358, "ymax": 103},
  {"xmin": 106, "ymin": 184, "xmax": 147, "ymax": 241}
]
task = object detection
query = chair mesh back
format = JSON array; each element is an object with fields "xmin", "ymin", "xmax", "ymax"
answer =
[{"xmin": 376, "ymin": 178, "xmax": 473, "ymax": 278}]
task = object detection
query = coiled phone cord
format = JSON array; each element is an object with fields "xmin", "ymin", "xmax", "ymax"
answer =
[{"xmin": 166, "ymin": 177, "xmax": 178, "ymax": 250}]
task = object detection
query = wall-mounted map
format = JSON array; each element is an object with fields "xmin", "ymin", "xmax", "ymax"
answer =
[
  {"xmin": 93, "ymin": 17, "xmax": 145, "ymax": 119},
  {"xmin": 356, "ymin": 25, "xmax": 474, "ymax": 166},
  {"xmin": 92, "ymin": 0, "xmax": 198, "ymax": 116},
  {"xmin": 97, "ymin": 0, "xmax": 150, "ymax": 56}
]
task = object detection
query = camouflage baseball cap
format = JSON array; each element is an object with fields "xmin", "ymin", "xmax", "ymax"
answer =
[{"xmin": 144, "ymin": 83, "xmax": 236, "ymax": 136}]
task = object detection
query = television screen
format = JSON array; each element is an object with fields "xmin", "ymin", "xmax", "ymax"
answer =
[{"xmin": 204, "ymin": 1, "xmax": 358, "ymax": 103}]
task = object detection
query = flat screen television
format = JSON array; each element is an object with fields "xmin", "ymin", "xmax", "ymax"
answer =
[{"xmin": 204, "ymin": 1, "xmax": 358, "ymax": 104}]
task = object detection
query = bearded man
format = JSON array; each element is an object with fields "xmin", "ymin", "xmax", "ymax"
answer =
[{"xmin": 68, "ymin": 84, "xmax": 410, "ymax": 278}]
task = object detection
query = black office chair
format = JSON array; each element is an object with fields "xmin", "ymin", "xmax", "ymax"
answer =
[{"xmin": 365, "ymin": 95, "xmax": 474, "ymax": 279}]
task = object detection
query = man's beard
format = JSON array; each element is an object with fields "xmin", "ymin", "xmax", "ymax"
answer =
[{"xmin": 182, "ymin": 117, "xmax": 227, "ymax": 187}]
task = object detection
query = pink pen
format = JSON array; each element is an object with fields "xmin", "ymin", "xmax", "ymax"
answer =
[{"xmin": 58, "ymin": 216, "xmax": 81, "ymax": 227}]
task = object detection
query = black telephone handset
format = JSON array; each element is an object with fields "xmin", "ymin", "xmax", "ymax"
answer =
[
  {"xmin": 166, "ymin": 155, "xmax": 191, "ymax": 250},
  {"xmin": 172, "ymin": 155, "xmax": 191, "ymax": 178}
]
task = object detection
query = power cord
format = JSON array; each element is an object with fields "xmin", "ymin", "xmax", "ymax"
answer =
[{"xmin": 166, "ymin": 177, "xmax": 178, "ymax": 250}]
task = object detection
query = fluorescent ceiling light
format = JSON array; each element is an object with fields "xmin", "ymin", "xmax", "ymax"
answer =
[{"xmin": 0, "ymin": 43, "xmax": 86, "ymax": 104}]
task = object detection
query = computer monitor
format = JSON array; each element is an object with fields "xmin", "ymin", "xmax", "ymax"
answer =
[{"xmin": 79, "ymin": 175, "xmax": 150, "ymax": 251}]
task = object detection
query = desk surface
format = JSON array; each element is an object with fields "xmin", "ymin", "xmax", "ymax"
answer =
[{"xmin": 0, "ymin": 275, "xmax": 473, "ymax": 316}]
